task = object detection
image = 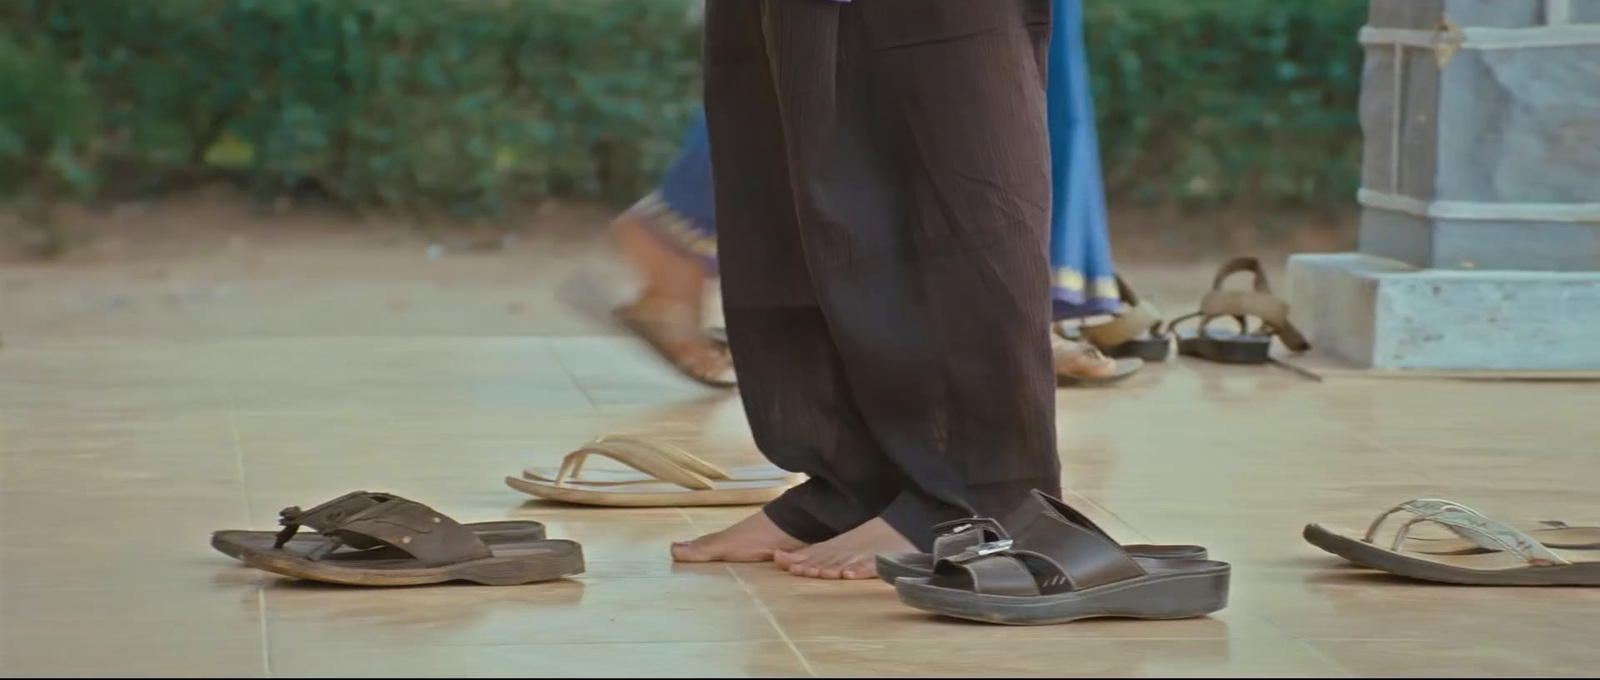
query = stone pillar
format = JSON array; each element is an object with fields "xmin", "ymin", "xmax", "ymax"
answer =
[{"xmin": 1286, "ymin": 0, "xmax": 1600, "ymax": 371}]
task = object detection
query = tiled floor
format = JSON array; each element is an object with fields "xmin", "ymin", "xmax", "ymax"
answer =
[{"xmin": 3, "ymin": 336, "xmax": 1599, "ymax": 677}]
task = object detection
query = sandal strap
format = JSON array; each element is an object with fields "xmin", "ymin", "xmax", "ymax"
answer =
[
  {"xmin": 1364, "ymin": 498, "xmax": 1570, "ymax": 566},
  {"xmin": 929, "ymin": 517, "xmax": 1009, "ymax": 560},
  {"xmin": 588, "ymin": 435, "xmax": 730, "ymax": 481},
  {"xmin": 274, "ymin": 491, "xmax": 400, "ymax": 550},
  {"xmin": 1210, "ymin": 257, "xmax": 1272, "ymax": 293},
  {"xmin": 305, "ymin": 498, "xmax": 492, "ymax": 568},
  {"xmin": 1080, "ymin": 277, "xmax": 1165, "ymax": 348},
  {"xmin": 557, "ymin": 439, "xmax": 717, "ymax": 491},
  {"xmin": 932, "ymin": 493, "xmax": 1146, "ymax": 596}
]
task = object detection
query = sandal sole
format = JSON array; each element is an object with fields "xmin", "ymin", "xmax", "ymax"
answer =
[
  {"xmin": 242, "ymin": 539, "xmax": 586, "ymax": 587},
  {"xmin": 1303, "ymin": 523, "xmax": 1600, "ymax": 586},
  {"xmin": 895, "ymin": 559, "xmax": 1230, "ymax": 625}
]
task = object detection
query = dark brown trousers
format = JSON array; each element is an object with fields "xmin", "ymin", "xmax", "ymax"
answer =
[{"xmin": 704, "ymin": 0, "xmax": 1060, "ymax": 550}]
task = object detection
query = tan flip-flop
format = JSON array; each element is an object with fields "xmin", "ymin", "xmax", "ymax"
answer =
[
  {"xmin": 211, "ymin": 490, "xmax": 546, "ymax": 561},
  {"xmin": 521, "ymin": 436, "xmax": 792, "ymax": 487},
  {"xmin": 1052, "ymin": 333, "xmax": 1142, "ymax": 387},
  {"xmin": 507, "ymin": 437, "xmax": 795, "ymax": 507},
  {"xmin": 240, "ymin": 496, "xmax": 584, "ymax": 586},
  {"xmin": 1303, "ymin": 499, "xmax": 1600, "ymax": 586}
]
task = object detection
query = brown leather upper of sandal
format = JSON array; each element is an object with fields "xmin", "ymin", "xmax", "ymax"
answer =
[
  {"xmin": 300, "ymin": 498, "xmax": 493, "ymax": 568},
  {"xmin": 930, "ymin": 502, "xmax": 1149, "ymax": 597},
  {"xmin": 274, "ymin": 490, "xmax": 400, "ymax": 550}
]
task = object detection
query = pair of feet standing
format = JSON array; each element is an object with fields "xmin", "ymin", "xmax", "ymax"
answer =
[{"xmin": 673, "ymin": 510, "xmax": 913, "ymax": 580}]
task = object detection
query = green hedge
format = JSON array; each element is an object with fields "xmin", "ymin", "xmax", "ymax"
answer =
[{"xmin": 1, "ymin": 0, "xmax": 1365, "ymax": 218}]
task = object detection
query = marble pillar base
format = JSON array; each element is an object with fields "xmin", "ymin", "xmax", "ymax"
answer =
[{"xmin": 1285, "ymin": 252, "xmax": 1600, "ymax": 371}]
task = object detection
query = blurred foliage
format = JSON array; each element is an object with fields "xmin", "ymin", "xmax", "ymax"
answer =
[
  {"xmin": 1086, "ymin": 0, "xmax": 1366, "ymax": 207},
  {"xmin": 0, "ymin": 0, "xmax": 1365, "ymax": 220}
]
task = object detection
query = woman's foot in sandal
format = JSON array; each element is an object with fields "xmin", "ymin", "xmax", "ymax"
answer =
[
  {"xmin": 1053, "ymin": 334, "xmax": 1142, "ymax": 386},
  {"xmin": 774, "ymin": 517, "xmax": 915, "ymax": 580},
  {"xmin": 612, "ymin": 217, "xmax": 736, "ymax": 387},
  {"xmin": 672, "ymin": 510, "xmax": 807, "ymax": 563}
]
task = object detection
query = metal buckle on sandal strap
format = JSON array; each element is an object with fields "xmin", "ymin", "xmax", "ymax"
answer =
[
  {"xmin": 946, "ymin": 539, "xmax": 1014, "ymax": 564},
  {"xmin": 931, "ymin": 517, "xmax": 1004, "ymax": 538}
]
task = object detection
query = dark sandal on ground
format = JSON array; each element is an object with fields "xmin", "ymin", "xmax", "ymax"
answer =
[
  {"xmin": 1170, "ymin": 257, "xmax": 1310, "ymax": 364},
  {"xmin": 1079, "ymin": 276, "xmax": 1173, "ymax": 362},
  {"xmin": 238, "ymin": 496, "xmax": 584, "ymax": 586},
  {"xmin": 1303, "ymin": 498, "xmax": 1600, "ymax": 586},
  {"xmin": 615, "ymin": 304, "xmax": 736, "ymax": 388},
  {"xmin": 894, "ymin": 497, "xmax": 1230, "ymax": 625},
  {"xmin": 875, "ymin": 490, "xmax": 1207, "ymax": 584},
  {"xmin": 211, "ymin": 491, "xmax": 546, "ymax": 561}
]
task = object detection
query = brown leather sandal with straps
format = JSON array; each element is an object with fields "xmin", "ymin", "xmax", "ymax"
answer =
[
  {"xmin": 210, "ymin": 491, "xmax": 547, "ymax": 561},
  {"xmin": 894, "ymin": 496, "xmax": 1230, "ymax": 625},
  {"xmin": 239, "ymin": 496, "xmax": 583, "ymax": 586},
  {"xmin": 1170, "ymin": 257, "xmax": 1310, "ymax": 364},
  {"xmin": 875, "ymin": 490, "xmax": 1206, "ymax": 584}
]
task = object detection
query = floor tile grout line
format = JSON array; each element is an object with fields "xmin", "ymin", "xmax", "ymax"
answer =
[
  {"xmin": 724, "ymin": 564, "xmax": 818, "ymax": 678},
  {"xmin": 257, "ymin": 587, "xmax": 273, "ymax": 677},
  {"xmin": 225, "ymin": 382, "xmax": 272, "ymax": 677},
  {"xmin": 677, "ymin": 508, "xmax": 816, "ymax": 677},
  {"xmin": 550, "ymin": 344, "xmax": 601, "ymax": 411}
]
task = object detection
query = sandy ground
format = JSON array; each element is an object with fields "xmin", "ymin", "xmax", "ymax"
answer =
[{"xmin": 0, "ymin": 192, "xmax": 1355, "ymax": 342}]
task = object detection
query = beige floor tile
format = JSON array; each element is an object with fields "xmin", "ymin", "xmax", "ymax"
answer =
[
  {"xmin": 5, "ymin": 337, "xmax": 1599, "ymax": 677},
  {"xmin": 1309, "ymin": 638, "xmax": 1600, "ymax": 678},
  {"xmin": 267, "ymin": 641, "xmax": 810, "ymax": 678},
  {"xmin": 0, "ymin": 586, "xmax": 265, "ymax": 676},
  {"xmin": 262, "ymin": 574, "xmax": 780, "ymax": 648},
  {"xmin": 798, "ymin": 638, "xmax": 1349, "ymax": 678}
]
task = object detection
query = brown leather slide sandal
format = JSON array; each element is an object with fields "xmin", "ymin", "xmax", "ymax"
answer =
[
  {"xmin": 1303, "ymin": 498, "xmax": 1600, "ymax": 586},
  {"xmin": 894, "ymin": 498, "xmax": 1230, "ymax": 625},
  {"xmin": 521, "ymin": 435, "xmax": 792, "ymax": 488},
  {"xmin": 1079, "ymin": 276, "xmax": 1173, "ymax": 362},
  {"xmin": 877, "ymin": 490, "xmax": 1206, "ymax": 584},
  {"xmin": 1171, "ymin": 257, "xmax": 1309, "ymax": 365},
  {"xmin": 240, "ymin": 497, "xmax": 584, "ymax": 586},
  {"xmin": 211, "ymin": 491, "xmax": 546, "ymax": 561}
]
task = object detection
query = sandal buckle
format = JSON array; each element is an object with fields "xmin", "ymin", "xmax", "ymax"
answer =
[{"xmin": 947, "ymin": 539, "xmax": 1014, "ymax": 564}]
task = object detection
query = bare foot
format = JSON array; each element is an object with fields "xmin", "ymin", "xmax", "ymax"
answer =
[
  {"xmin": 672, "ymin": 510, "xmax": 808, "ymax": 563},
  {"xmin": 773, "ymin": 517, "xmax": 913, "ymax": 580}
]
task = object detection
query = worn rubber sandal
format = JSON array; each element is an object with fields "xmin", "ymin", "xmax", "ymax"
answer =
[
  {"xmin": 210, "ymin": 491, "xmax": 546, "ymax": 561},
  {"xmin": 1172, "ymin": 257, "xmax": 1309, "ymax": 365},
  {"xmin": 1079, "ymin": 276, "xmax": 1173, "ymax": 362},
  {"xmin": 894, "ymin": 499, "xmax": 1230, "ymax": 625},
  {"xmin": 1398, "ymin": 520, "xmax": 1600, "ymax": 555},
  {"xmin": 876, "ymin": 490, "xmax": 1207, "ymax": 584},
  {"xmin": 507, "ymin": 437, "xmax": 794, "ymax": 507},
  {"xmin": 1303, "ymin": 498, "xmax": 1600, "ymax": 586},
  {"xmin": 1052, "ymin": 334, "xmax": 1143, "ymax": 387},
  {"xmin": 240, "ymin": 497, "xmax": 584, "ymax": 586},
  {"xmin": 521, "ymin": 435, "xmax": 793, "ymax": 488}
]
